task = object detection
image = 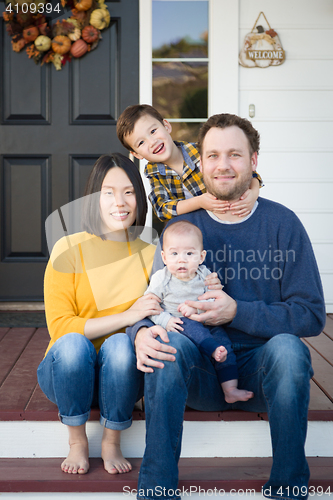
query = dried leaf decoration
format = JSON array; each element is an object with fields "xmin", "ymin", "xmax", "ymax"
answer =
[{"xmin": 3, "ymin": 0, "xmax": 111, "ymax": 70}]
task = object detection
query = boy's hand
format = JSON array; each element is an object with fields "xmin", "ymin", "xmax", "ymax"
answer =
[
  {"xmin": 135, "ymin": 325, "xmax": 177, "ymax": 372},
  {"xmin": 205, "ymin": 272, "xmax": 223, "ymax": 290},
  {"xmin": 230, "ymin": 177, "xmax": 260, "ymax": 217},
  {"xmin": 199, "ymin": 193, "xmax": 230, "ymax": 213},
  {"xmin": 166, "ymin": 317, "xmax": 184, "ymax": 332},
  {"xmin": 229, "ymin": 188, "xmax": 254, "ymax": 217},
  {"xmin": 178, "ymin": 303, "xmax": 197, "ymax": 317}
]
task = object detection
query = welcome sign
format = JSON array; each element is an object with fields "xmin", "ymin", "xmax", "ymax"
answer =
[{"xmin": 239, "ymin": 12, "xmax": 285, "ymax": 68}]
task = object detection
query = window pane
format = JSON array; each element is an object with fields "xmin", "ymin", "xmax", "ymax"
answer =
[
  {"xmin": 169, "ymin": 122, "xmax": 203, "ymax": 143},
  {"xmin": 152, "ymin": 1, "xmax": 208, "ymax": 58},
  {"xmin": 153, "ymin": 61, "xmax": 208, "ymax": 119}
]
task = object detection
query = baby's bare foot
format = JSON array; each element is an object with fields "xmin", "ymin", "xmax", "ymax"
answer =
[
  {"xmin": 224, "ymin": 388, "xmax": 254, "ymax": 404},
  {"xmin": 212, "ymin": 346, "xmax": 227, "ymax": 363},
  {"xmin": 61, "ymin": 441, "xmax": 89, "ymax": 474},
  {"xmin": 101, "ymin": 428, "xmax": 132, "ymax": 474}
]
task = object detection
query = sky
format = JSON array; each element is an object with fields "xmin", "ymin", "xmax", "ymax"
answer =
[{"xmin": 152, "ymin": 1, "xmax": 208, "ymax": 50}]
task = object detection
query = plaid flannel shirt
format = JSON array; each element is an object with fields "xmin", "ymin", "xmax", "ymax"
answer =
[{"xmin": 144, "ymin": 140, "xmax": 262, "ymax": 221}]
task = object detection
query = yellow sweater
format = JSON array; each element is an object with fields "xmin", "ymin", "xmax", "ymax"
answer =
[{"xmin": 44, "ymin": 231, "xmax": 156, "ymax": 356}]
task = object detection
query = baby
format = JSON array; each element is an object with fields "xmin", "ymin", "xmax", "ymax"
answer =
[{"xmin": 145, "ymin": 220, "xmax": 253, "ymax": 404}]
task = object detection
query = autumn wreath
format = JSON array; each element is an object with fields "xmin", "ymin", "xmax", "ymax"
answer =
[{"xmin": 3, "ymin": 0, "xmax": 111, "ymax": 70}]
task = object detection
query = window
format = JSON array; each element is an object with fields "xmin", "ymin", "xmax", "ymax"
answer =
[{"xmin": 152, "ymin": 0, "xmax": 209, "ymax": 142}]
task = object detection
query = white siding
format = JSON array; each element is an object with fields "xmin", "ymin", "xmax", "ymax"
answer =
[{"xmin": 239, "ymin": 0, "xmax": 333, "ymax": 311}]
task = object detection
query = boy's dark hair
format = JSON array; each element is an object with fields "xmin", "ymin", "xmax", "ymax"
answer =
[
  {"xmin": 82, "ymin": 153, "xmax": 148, "ymax": 240},
  {"xmin": 117, "ymin": 104, "xmax": 164, "ymax": 150},
  {"xmin": 197, "ymin": 113, "xmax": 260, "ymax": 157}
]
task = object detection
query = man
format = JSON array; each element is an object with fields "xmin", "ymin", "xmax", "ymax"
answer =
[{"xmin": 127, "ymin": 114, "xmax": 326, "ymax": 500}]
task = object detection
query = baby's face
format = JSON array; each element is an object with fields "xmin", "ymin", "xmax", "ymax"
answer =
[{"xmin": 161, "ymin": 233, "xmax": 206, "ymax": 281}]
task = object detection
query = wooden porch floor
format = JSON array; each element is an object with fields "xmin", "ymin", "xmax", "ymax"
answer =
[
  {"xmin": 0, "ymin": 315, "xmax": 333, "ymax": 422},
  {"xmin": 1, "ymin": 457, "xmax": 333, "ymax": 493}
]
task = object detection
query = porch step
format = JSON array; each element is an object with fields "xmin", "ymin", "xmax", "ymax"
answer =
[
  {"xmin": 1, "ymin": 419, "xmax": 333, "ymax": 459},
  {"xmin": 1, "ymin": 457, "xmax": 333, "ymax": 494}
]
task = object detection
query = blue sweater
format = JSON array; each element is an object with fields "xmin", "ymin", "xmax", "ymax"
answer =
[{"xmin": 127, "ymin": 198, "xmax": 326, "ymax": 345}]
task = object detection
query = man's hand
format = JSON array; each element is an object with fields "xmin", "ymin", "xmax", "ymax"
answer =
[
  {"xmin": 178, "ymin": 302, "xmax": 197, "ymax": 317},
  {"xmin": 184, "ymin": 289, "xmax": 237, "ymax": 326},
  {"xmin": 134, "ymin": 325, "xmax": 177, "ymax": 373},
  {"xmin": 205, "ymin": 272, "xmax": 223, "ymax": 290}
]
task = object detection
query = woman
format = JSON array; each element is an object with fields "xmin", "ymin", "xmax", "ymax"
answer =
[{"xmin": 37, "ymin": 154, "xmax": 161, "ymax": 475}]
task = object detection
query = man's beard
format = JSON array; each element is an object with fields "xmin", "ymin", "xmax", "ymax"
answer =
[{"xmin": 203, "ymin": 169, "xmax": 253, "ymax": 201}]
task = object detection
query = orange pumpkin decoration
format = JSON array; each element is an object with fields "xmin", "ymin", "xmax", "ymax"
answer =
[
  {"xmin": 70, "ymin": 39, "xmax": 88, "ymax": 58},
  {"xmin": 82, "ymin": 25, "xmax": 99, "ymax": 44},
  {"xmin": 74, "ymin": 0, "xmax": 93, "ymax": 12},
  {"xmin": 52, "ymin": 35, "xmax": 71, "ymax": 55},
  {"xmin": 23, "ymin": 26, "xmax": 39, "ymax": 42}
]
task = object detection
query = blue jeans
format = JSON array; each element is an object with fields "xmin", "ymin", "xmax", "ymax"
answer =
[
  {"xmin": 138, "ymin": 332, "xmax": 313, "ymax": 500},
  {"xmin": 37, "ymin": 332, "xmax": 144, "ymax": 429}
]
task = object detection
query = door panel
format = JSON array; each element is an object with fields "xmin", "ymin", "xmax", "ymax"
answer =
[{"xmin": 0, "ymin": 0, "xmax": 139, "ymax": 300}]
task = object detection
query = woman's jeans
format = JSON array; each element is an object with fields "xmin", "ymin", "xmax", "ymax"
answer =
[
  {"xmin": 37, "ymin": 332, "xmax": 144, "ymax": 429},
  {"xmin": 138, "ymin": 332, "xmax": 313, "ymax": 500}
]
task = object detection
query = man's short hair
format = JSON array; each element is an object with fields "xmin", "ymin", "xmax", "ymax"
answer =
[
  {"xmin": 163, "ymin": 220, "xmax": 204, "ymax": 250},
  {"xmin": 197, "ymin": 113, "xmax": 260, "ymax": 157},
  {"xmin": 82, "ymin": 153, "xmax": 147, "ymax": 240},
  {"xmin": 117, "ymin": 104, "xmax": 165, "ymax": 151}
]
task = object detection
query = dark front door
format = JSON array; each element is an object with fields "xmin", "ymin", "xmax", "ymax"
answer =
[{"xmin": 0, "ymin": 0, "xmax": 139, "ymax": 300}]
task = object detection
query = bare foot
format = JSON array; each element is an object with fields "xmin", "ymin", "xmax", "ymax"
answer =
[
  {"xmin": 212, "ymin": 345, "xmax": 227, "ymax": 363},
  {"xmin": 101, "ymin": 428, "xmax": 132, "ymax": 474},
  {"xmin": 223, "ymin": 387, "xmax": 254, "ymax": 404},
  {"xmin": 61, "ymin": 424, "xmax": 89, "ymax": 474}
]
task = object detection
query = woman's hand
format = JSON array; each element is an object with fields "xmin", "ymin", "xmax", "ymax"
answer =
[
  {"xmin": 126, "ymin": 293, "xmax": 163, "ymax": 325},
  {"xmin": 84, "ymin": 293, "xmax": 163, "ymax": 340},
  {"xmin": 135, "ymin": 326, "xmax": 177, "ymax": 372},
  {"xmin": 205, "ymin": 272, "xmax": 223, "ymax": 290}
]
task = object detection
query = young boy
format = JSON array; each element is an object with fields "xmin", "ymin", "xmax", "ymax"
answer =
[
  {"xmin": 117, "ymin": 104, "xmax": 262, "ymax": 221},
  {"xmin": 145, "ymin": 220, "xmax": 253, "ymax": 404}
]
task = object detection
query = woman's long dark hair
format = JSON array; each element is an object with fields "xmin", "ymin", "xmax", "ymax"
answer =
[{"xmin": 82, "ymin": 153, "xmax": 148, "ymax": 240}]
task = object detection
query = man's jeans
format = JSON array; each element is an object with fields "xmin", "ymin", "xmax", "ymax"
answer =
[
  {"xmin": 37, "ymin": 332, "xmax": 144, "ymax": 429},
  {"xmin": 139, "ymin": 332, "xmax": 313, "ymax": 500}
]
